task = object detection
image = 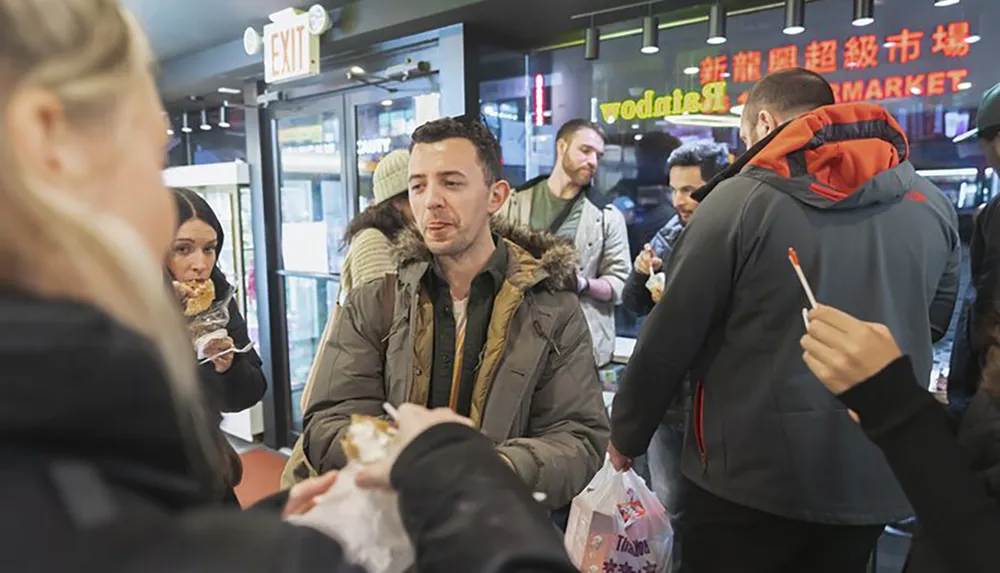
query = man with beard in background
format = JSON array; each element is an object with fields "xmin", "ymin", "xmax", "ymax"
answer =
[{"xmin": 499, "ymin": 119, "xmax": 631, "ymax": 369}]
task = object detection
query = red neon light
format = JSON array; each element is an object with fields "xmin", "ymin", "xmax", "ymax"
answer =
[
  {"xmin": 534, "ymin": 73, "xmax": 545, "ymax": 127},
  {"xmin": 732, "ymin": 51, "xmax": 762, "ymax": 84},
  {"xmin": 768, "ymin": 45, "xmax": 799, "ymax": 73}
]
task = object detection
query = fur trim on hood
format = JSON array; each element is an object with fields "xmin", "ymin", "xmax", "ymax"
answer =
[{"xmin": 393, "ymin": 217, "xmax": 580, "ymax": 292}]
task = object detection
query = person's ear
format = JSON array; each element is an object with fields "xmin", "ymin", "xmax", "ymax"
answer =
[
  {"xmin": 487, "ymin": 179, "xmax": 511, "ymax": 215},
  {"xmin": 556, "ymin": 138, "xmax": 569, "ymax": 158},
  {"xmin": 5, "ymin": 86, "xmax": 86, "ymax": 190}
]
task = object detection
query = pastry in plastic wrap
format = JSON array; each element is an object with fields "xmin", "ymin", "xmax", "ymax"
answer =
[
  {"xmin": 182, "ymin": 279, "xmax": 215, "ymax": 316},
  {"xmin": 288, "ymin": 415, "xmax": 415, "ymax": 573}
]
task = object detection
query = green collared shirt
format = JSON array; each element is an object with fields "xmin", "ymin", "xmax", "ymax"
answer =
[{"xmin": 423, "ymin": 236, "xmax": 509, "ymax": 416}]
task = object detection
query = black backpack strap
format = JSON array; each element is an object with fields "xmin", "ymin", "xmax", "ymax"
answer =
[{"xmin": 548, "ymin": 191, "xmax": 585, "ymax": 235}]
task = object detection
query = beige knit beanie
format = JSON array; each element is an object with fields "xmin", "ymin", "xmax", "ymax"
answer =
[{"xmin": 373, "ymin": 149, "xmax": 410, "ymax": 205}]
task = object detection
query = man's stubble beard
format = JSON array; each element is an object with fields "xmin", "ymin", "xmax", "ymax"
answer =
[{"xmin": 562, "ymin": 154, "xmax": 594, "ymax": 187}]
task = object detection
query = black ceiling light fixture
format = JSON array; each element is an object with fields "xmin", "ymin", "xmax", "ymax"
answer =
[
  {"xmin": 585, "ymin": 16, "xmax": 600, "ymax": 60},
  {"xmin": 783, "ymin": 0, "xmax": 805, "ymax": 35},
  {"xmin": 218, "ymin": 104, "xmax": 231, "ymax": 129},
  {"xmin": 707, "ymin": 2, "xmax": 727, "ymax": 44},
  {"xmin": 852, "ymin": 0, "xmax": 874, "ymax": 26},
  {"xmin": 641, "ymin": 4, "xmax": 659, "ymax": 54}
]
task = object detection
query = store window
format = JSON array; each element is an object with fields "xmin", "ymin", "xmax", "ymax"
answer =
[
  {"xmin": 356, "ymin": 92, "xmax": 442, "ymax": 211},
  {"xmin": 273, "ymin": 85, "xmax": 440, "ymax": 432},
  {"xmin": 481, "ymin": 0, "xmax": 999, "ymax": 376}
]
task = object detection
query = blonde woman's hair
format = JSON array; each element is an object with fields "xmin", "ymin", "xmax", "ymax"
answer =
[{"xmin": 0, "ymin": 0, "xmax": 221, "ymax": 484}]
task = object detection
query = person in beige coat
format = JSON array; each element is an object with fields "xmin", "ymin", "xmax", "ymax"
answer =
[{"xmin": 281, "ymin": 149, "xmax": 413, "ymax": 487}]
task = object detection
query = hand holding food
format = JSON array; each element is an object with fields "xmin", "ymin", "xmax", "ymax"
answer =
[
  {"xmin": 288, "ymin": 411, "xmax": 418, "ymax": 573},
  {"xmin": 202, "ymin": 335, "xmax": 235, "ymax": 373},
  {"xmin": 175, "ymin": 279, "xmax": 215, "ymax": 316},
  {"xmin": 800, "ymin": 305, "xmax": 902, "ymax": 395},
  {"xmin": 356, "ymin": 405, "xmax": 473, "ymax": 489},
  {"xmin": 634, "ymin": 244, "xmax": 663, "ymax": 276},
  {"xmin": 283, "ymin": 471, "xmax": 338, "ymax": 517}
]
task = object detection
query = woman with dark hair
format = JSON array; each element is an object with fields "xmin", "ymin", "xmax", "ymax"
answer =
[
  {"xmin": 168, "ymin": 187, "xmax": 267, "ymax": 502},
  {"xmin": 800, "ymin": 304, "xmax": 1000, "ymax": 573},
  {"xmin": 282, "ymin": 148, "xmax": 415, "ymax": 488}
]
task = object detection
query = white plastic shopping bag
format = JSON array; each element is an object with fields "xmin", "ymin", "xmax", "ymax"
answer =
[{"xmin": 565, "ymin": 459, "xmax": 673, "ymax": 573}]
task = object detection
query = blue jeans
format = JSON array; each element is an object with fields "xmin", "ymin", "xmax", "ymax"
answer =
[{"xmin": 647, "ymin": 419, "xmax": 685, "ymax": 515}]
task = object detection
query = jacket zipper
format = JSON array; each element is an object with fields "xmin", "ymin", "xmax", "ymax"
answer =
[{"xmin": 694, "ymin": 380, "xmax": 708, "ymax": 473}]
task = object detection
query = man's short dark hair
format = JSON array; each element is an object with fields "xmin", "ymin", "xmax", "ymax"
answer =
[
  {"xmin": 556, "ymin": 119, "xmax": 606, "ymax": 144},
  {"xmin": 410, "ymin": 117, "xmax": 502, "ymax": 184},
  {"xmin": 745, "ymin": 68, "xmax": 836, "ymax": 127},
  {"xmin": 667, "ymin": 141, "xmax": 732, "ymax": 183}
]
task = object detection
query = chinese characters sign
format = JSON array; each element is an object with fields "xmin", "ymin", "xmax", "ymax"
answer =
[{"xmin": 697, "ymin": 20, "xmax": 974, "ymax": 104}]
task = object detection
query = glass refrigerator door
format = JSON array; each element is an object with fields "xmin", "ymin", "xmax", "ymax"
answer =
[
  {"xmin": 274, "ymin": 107, "xmax": 347, "ymax": 432},
  {"xmin": 355, "ymin": 92, "xmax": 441, "ymax": 211}
]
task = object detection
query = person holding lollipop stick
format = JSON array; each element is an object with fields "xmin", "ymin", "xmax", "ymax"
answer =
[{"xmin": 801, "ymin": 304, "xmax": 1000, "ymax": 573}]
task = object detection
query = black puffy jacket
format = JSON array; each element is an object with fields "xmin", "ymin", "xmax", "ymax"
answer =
[{"xmin": 0, "ymin": 286, "xmax": 576, "ymax": 573}]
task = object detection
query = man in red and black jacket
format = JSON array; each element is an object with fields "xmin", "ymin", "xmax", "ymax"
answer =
[{"xmin": 608, "ymin": 69, "xmax": 961, "ymax": 572}]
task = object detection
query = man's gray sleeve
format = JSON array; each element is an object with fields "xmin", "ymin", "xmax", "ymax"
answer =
[{"xmin": 611, "ymin": 181, "xmax": 749, "ymax": 457}]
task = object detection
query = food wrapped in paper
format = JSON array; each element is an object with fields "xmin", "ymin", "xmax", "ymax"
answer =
[{"xmin": 287, "ymin": 415, "xmax": 415, "ymax": 573}]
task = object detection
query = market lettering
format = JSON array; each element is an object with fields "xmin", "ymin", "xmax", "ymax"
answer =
[
  {"xmin": 615, "ymin": 535, "xmax": 651, "ymax": 558},
  {"xmin": 830, "ymin": 68, "xmax": 968, "ymax": 103},
  {"xmin": 599, "ymin": 82, "xmax": 728, "ymax": 123}
]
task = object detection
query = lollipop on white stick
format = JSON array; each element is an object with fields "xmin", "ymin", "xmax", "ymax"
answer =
[{"xmin": 788, "ymin": 247, "xmax": 818, "ymax": 309}]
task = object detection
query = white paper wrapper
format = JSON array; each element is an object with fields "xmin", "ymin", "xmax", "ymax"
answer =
[{"xmin": 287, "ymin": 418, "xmax": 414, "ymax": 573}]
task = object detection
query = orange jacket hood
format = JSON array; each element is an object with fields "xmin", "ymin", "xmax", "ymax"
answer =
[{"xmin": 695, "ymin": 103, "xmax": 915, "ymax": 210}]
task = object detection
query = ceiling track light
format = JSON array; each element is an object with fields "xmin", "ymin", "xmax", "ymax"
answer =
[
  {"xmin": 180, "ymin": 113, "xmax": 192, "ymax": 134},
  {"xmin": 218, "ymin": 104, "xmax": 231, "ymax": 129},
  {"xmin": 783, "ymin": 0, "xmax": 805, "ymax": 35},
  {"xmin": 641, "ymin": 2, "xmax": 659, "ymax": 54},
  {"xmin": 934, "ymin": 0, "xmax": 960, "ymax": 6},
  {"xmin": 641, "ymin": 14, "xmax": 659, "ymax": 54},
  {"xmin": 585, "ymin": 17, "xmax": 600, "ymax": 61},
  {"xmin": 200, "ymin": 109, "xmax": 211, "ymax": 131},
  {"xmin": 707, "ymin": 2, "xmax": 727, "ymax": 44},
  {"xmin": 852, "ymin": 0, "xmax": 874, "ymax": 26}
]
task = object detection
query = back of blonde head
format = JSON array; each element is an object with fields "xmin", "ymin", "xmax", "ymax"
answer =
[{"xmin": 0, "ymin": 0, "xmax": 220, "ymax": 480}]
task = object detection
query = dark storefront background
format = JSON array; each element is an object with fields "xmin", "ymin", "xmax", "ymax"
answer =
[
  {"xmin": 479, "ymin": 0, "xmax": 997, "ymax": 380},
  {"xmin": 167, "ymin": 106, "xmax": 248, "ymax": 167}
]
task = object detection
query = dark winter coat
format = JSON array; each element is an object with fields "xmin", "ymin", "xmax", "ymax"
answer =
[
  {"xmin": 839, "ymin": 357, "xmax": 1000, "ymax": 573},
  {"xmin": 0, "ymin": 285, "xmax": 579, "ymax": 573},
  {"xmin": 612, "ymin": 103, "xmax": 961, "ymax": 524}
]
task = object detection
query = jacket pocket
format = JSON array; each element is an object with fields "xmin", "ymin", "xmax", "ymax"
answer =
[{"xmin": 693, "ymin": 380, "xmax": 708, "ymax": 472}]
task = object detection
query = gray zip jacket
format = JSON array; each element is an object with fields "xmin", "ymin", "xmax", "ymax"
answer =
[
  {"xmin": 611, "ymin": 103, "xmax": 961, "ymax": 524},
  {"xmin": 499, "ymin": 177, "xmax": 630, "ymax": 367}
]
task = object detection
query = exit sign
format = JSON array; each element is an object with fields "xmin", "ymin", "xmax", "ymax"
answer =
[{"xmin": 264, "ymin": 11, "xmax": 319, "ymax": 84}]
